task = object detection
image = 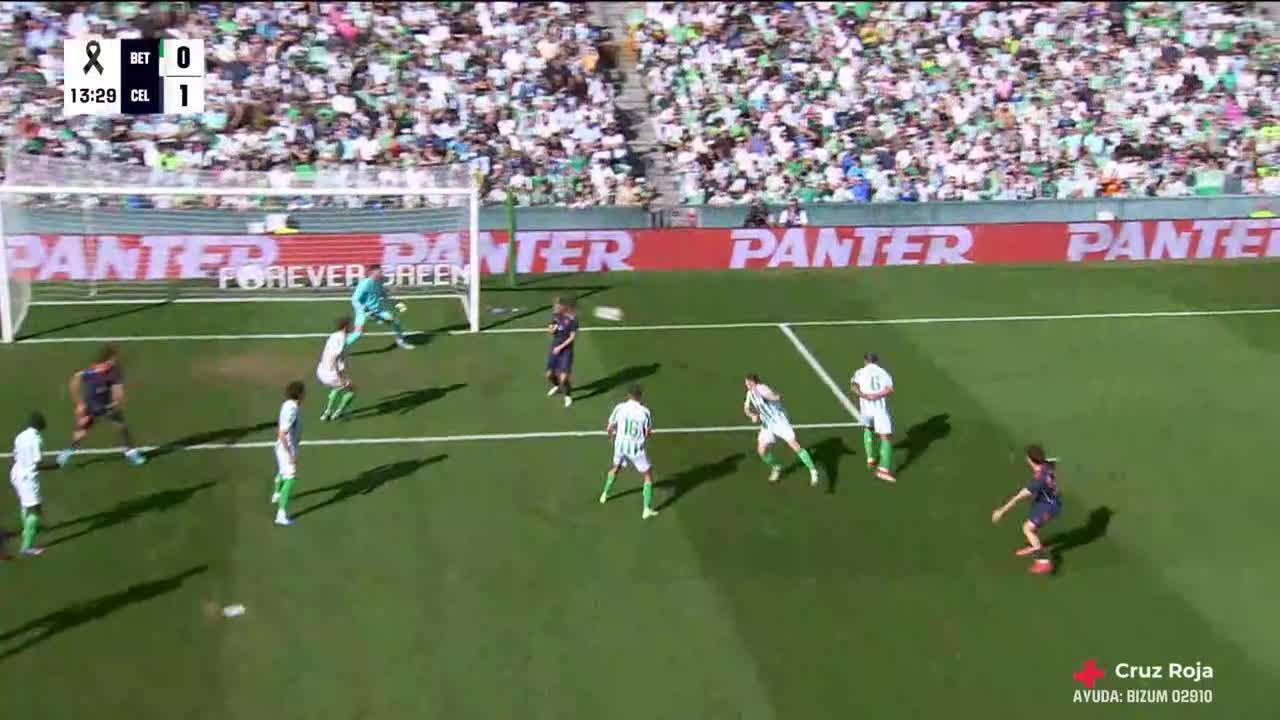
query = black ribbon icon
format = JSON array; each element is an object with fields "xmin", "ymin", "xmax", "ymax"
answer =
[{"xmin": 83, "ymin": 40, "xmax": 104, "ymax": 74}]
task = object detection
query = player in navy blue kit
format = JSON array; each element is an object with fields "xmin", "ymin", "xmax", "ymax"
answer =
[
  {"xmin": 545, "ymin": 298, "xmax": 578, "ymax": 408},
  {"xmin": 991, "ymin": 444, "xmax": 1060, "ymax": 575},
  {"xmin": 56, "ymin": 345, "xmax": 146, "ymax": 467}
]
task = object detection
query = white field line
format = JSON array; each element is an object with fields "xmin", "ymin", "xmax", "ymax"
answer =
[
  {"xmin": 778, "ymin": 324, "xmax": 860, "ymax": 419},
  {"xmin": 16, "ymin": 306, "xmax": 1280, "ymax": 344},
  {"xmin": 2, "ymin": 422, "xmax": 862, "ymax": 459}
]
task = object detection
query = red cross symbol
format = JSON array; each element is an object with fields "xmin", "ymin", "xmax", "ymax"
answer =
[{"xmin": 1073, "ymin": 660, "xmax": 1106, "ymax": 688}]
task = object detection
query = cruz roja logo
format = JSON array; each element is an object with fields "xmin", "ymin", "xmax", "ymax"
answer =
[{"xmin": 1072, "ymin": 660, "xmax": 1215, "ymax": 705}]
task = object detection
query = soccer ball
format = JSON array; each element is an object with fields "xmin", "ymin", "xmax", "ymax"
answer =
[
  {"xmin": 593, "ymin": 306, "xmax": 624, "ymax": 322},
  {"xmin": 395, "ymin": 301, "xmax": 408, "ymax": 313}
]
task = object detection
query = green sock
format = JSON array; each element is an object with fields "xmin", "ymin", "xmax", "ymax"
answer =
[
  {"xmin": 863, "ymin": 429, "xmax": 875, "ymax": 461},
  {"xmin": 879, "ymin": 438, "xmax": 893, "ymax": 471},
  {"xmin": 796, "ymin": 448, "xmax": 817, "ymax": 471},
  {"xmin": 601, "ymin": 470, "xmax": 617, "ymax": 496},
  {"xmin": 642, "ymin": 480, "xmax": 653, "ymax": 510},
  {"xmin": 391, "ymin": 319, "xmax": 404, "ymax": 337},
  {"xmin": 20, "ymin": 508, "xmax": 38, "ymax": 551},
  {"xmin": 761, "ymin": 449, "xmax": 780, "ymax": 468},
  {"xmin": 333, "ymin": 388, "xmax": 356, "ymax": 415},
  {"xmin": 278, "ymin": 476, "xmax": 297, "ymax": 515},
  {"xmin": 323, "ymin": 388, "xmax": 341, "ymax": 415}
]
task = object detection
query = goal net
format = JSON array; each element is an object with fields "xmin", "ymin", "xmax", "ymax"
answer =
[{"xmin": 0, "ymin": 152, "xmax": 482, "ymax": 341}]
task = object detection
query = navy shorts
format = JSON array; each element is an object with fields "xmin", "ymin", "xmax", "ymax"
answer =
[
  {"xmin": 1028, "ymin": 502, "xmax": 1061, "ymax": 529},
  {"xmin": 547, "ymin": 349, "xmax": 574, "ymax": 375},
  {"xmin": 78, "ymin": 404, "xmax": 123, "ymax": 430}
]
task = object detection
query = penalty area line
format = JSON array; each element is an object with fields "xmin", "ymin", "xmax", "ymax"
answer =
[
  {"xmin": 4, "ymin": 422, "xmax": 863, "ymax": 459},
  {"xmin": 778, "ymin": 324, "xmax": 860, "ymax": 419},
  {"xmin": 14, "ymin": 306, "xmax": 1280, "ymax": 344}
]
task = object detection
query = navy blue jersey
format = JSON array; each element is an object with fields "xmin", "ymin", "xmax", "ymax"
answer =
[
  {"xmin": 1026, "ymin": 463, "xmax": 1061, "ymax": 506},
  {"xmin": 550, "ymin": 313, "xmax": 578, "ymax": 347},
  {"xmin": 81, "ymin": 362, "xmax": 122, "ymax": 408}
]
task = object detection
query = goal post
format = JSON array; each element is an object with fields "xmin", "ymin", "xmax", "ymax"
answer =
[{"xmin": 0, "ymin": 154, "xmax": 483, "ymax": 341}]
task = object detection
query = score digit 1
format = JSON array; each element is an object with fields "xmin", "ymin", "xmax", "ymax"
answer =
[{"xmin": 162, "ymin": 39, "xmax": 205, "ymax": 114}]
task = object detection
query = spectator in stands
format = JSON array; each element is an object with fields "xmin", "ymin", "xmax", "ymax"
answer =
[
  {"xmin": 635, "ymin": 1, "xmax": 1279, "ymax": 206},
  {"xmin": 1, "ymin": 2, "xmax": 653, "ymax": 209},
  {"xmin": 772, "ymin": 198, "xmax": 808, "ymax": 227}
]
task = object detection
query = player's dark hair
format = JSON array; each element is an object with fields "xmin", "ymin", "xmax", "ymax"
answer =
[
  {"xmin": 97, "ymin": 344, "xmax": 119, "ymax": 363},
  {"xmin": 28, "ymin": 411, "xmax": 46, "ymax": 431},
  {"xmin": 865, "ymin": 352, "xmax": 879, "ymax": 363},
  {"xmin": 337, "ymin": 316, "xmax": 353, "ymax": 331},
  {"xmin": 627, "ymin": 385, "xmax": 643, "ymax": 400},
  {"xmin": 1025, "ymin": 444, "xmax": 1047, "ymax": 464},
  {"xmin": 562, "ymin": 297, "xmax": 577, "ymax": 310},
  {"xmin": 367, "ymin": 264, "xmax": 382, "ymax": 274},
  {"xmin": 285, "ymin": 381, "xmax": 305, "ymax": 400},
  {"xmin": 745, "ymin": 373, "xmax": 761, "ymax": 383}
]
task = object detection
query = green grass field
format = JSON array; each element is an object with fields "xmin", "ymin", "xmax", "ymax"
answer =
[{"xmin": 2, "ymin": 262, "xmax": 1278, "ymax": 719}]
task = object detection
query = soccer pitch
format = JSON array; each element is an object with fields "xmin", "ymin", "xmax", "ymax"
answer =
[{"xmin": 2, "ymin": 261, "xmax": 1278, "ymax": 719}]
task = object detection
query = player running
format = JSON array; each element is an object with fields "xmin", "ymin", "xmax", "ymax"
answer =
[
  {"xmin": 272, "ymin": 381, "xmax": 306, "ymax": 527},
  {"xmin": 347, "ymin": 266, "xmax": 413, "ymax": 350},
  {"xmin": 318, "ymin": 317, "xmax": 357, "ymax": 421},
  {"xmin": 743, "ymin": 374, "xmax": 820, "ymax": 486},
  {"xmin": 991, "ymin": 444, "xmax": 1061, "ymax": 575},
  {"xmin": 851, "ymin": 352, "xmax": 896, "ymax": 482},
  {"xmin": 546, "ymin": 298, "xmax": 578, "ymax": 408},
  {"xmin": 10, "ymin": 412, "xmax": 57, "ymax": 557},
  {"xmin": 600, "ymin": 386, "xmax": 658, "ymax": 519},
  {"xmin": 56, "ymin": 345, "xmax": 146, "ymax": 467}
]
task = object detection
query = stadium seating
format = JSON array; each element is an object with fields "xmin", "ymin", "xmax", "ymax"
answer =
[
  {"xmin": 634, "ymin": 2, "xmax": 1280, "ymax": 205},
  {"xmin": 0, "ymin": 2, "xmax": 652, "ymax": 207}
]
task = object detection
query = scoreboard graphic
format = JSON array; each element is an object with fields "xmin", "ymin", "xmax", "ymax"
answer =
[{"xmin": 63, "ymin": 38, "xmax": 205, "ymax": 116}]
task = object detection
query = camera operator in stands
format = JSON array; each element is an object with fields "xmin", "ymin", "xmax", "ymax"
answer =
[
  {"xmin": 772, "ymin": 198, "xmax": 809, "ymax": 227},
  {"xmin": 744, "ymin": 196, "xmax": 771, "ymax": 228}
]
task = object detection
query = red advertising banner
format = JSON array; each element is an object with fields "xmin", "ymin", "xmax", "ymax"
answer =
[{"xmin": 6, "ymin": 218, "xmax": 1278, "ymax": 281}]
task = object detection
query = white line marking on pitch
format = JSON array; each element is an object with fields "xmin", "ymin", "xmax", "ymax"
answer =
[
  {"xmin": 2, "ymin": 422, "xmax": 862, "ymax": 459},
  {"xmin": 15, "ymin": 307, "xmax": 1280, "ymax": 344},
  {"xmin": 778, "ymin": 324, "xmax": 860, "ymax": 419}
]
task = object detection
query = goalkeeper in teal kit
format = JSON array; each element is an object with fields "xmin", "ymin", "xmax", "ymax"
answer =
[{"xmin": 348, "ymin": 266, "xmax": 413, "ymax": 350}]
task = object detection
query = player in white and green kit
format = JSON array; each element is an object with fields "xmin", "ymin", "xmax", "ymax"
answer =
[
  {"xmin": 272, "ymin": 381, "xmax": 305, "ymax": 526},
  {"xmin": 9, "ymin": 412, "xmax": 55, "ymax": 557},
  {"xmin": 600, "ymin": 386, "xmax": 659, "ymax": 519},
  {"xmin": 743, "ymin": 374, "xmax": 820, "ymax": 486},
  {"xmin": 317, "ymin": 317, "xmax": 357, "ymax": 421},
  {"xmin": 348, "ymin": 266, "xmax": 412, "ymax": 350}
]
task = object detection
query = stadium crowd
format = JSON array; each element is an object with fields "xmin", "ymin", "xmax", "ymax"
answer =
[
  {"xmin": 635, "ymin": 1, "xmax": 1280, "ymax": 205},
  {"xmin": 0, "ymin": 1, "xmax": 651, "ymax": 207},
  {"xmin": 0, "ymin": 2, "xmax": 1276, "ymax": 209}
]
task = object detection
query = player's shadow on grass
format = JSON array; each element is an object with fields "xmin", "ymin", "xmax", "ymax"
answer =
[
  {"xmin": 45, "ymin": 480, "xmax": 217, "ymax": 548},
  {"xmin": 293, "ymin": 455, "xmax": 446, "ymax": 518},
  {"xmin": 575, "ymin": 363, "xmax": 661, "ymax": 401},
  {"xmin": 0, "ymin": 565, "xmax": 207, "ymax": 661},
  {"xmin": 477, "ymin": 285, "xmax": 611, "ymax": 332},
  {"xmin": 893, "ymin": 413, "xmax": 952, "ymax": 476},
  {"xmin": 350, "ymin": 331, "xmax": 435, "ymax": 357},
  {"xmin": 343, "ymin": 383, "xmax": 468, "ymax": 420},
  {"xmin": 612, "ymin": 453, "xmax": 744, "ymax": 510},
  {"xmin": 144, "ymin": 421, "xmax": 277, "ymax": 461},
  {"xmin": 806, "ymin": 436, "xmax": 856, "ymax": 494},
  {"xmin": 16, "ymin": 301, "xmax": 171, "ymax": 341},
  {"xmin": 1045, "ymin": 506, "xmax": 1114, "ymax": 575}
]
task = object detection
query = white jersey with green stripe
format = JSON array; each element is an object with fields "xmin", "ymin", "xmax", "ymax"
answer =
[
  {"xmin": 608, "ymin": 399, "xmax": 652, "ymax": 455},
  {"xmin": 745, "ymin": 384, "xmax": 791, "ymax": 429}
]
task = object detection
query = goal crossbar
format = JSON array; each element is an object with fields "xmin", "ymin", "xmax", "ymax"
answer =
[
  {"xmin": 0, "ymin": 183, "xmax": 482, "ymax": 340},
  {"xmin": 0, "ymin": 185, "xmax": 475, "ymax": 197}
]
